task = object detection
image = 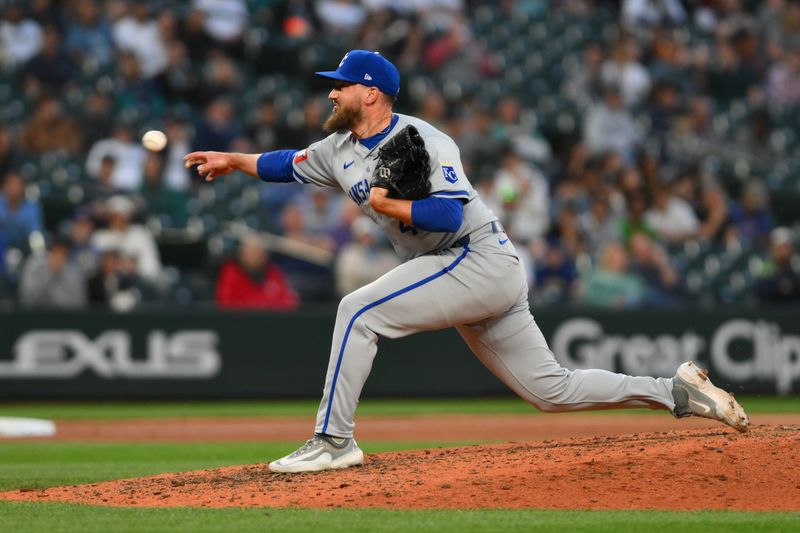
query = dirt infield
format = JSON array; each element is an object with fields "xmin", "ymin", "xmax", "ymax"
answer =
[
  {"xmin": 32, "ymin": 413, "xmax": 800, "ymax": 442},
  {"xmin": 4, "ymin": 424, "xmax": 799, "ymax": 511}
]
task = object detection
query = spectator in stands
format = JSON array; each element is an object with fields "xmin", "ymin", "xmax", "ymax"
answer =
[
  {"xmin": 87, "ymin": 247, "xmax": 140, "ymax": 311},
  {"xmin": 580, "ymin": 241, "xmax": 645, "ymax": 308},
  {"xmin": 729, "ymin": 179, "xmax": 774, "ymax": 245},
  {"xmin": 766, "ymin": 48, "xmax": 800, "ymax": 107},
  {"xmin": 0, "ymin": 233, "xmax": 6, "ymax": 276},
  {"xmin": 329, "ymin": 202, "xmax": 363, "ymax": 250},
  {"xmin": 648, "ymin": 30, "xmax": 693, "ymax": 91},
  {"xmin": 20, "ymin": 95, "xmax": 83, "ymax": 155},
  {"xmin": 161, "ymin": 118, "xmax": 193, "ymax": 192},
  {"xmin": 533, "ymin": 243, "xmax": 577, "ymax": 304},
  {"xmin": 583, "ymin": 84, "xmax": 642, "ymax": 162},
  {"xmin": 0, "ymin": 172, "xmax": 43, "ymax": 250},
  {"xmin": 157, "ymin": 39, "xmax": 201, "ymax": 106},
  {"xmin": 553, "ymin": 166, "xmax": 592, "ymax": 226},
  {"xmin": 600, "ymin": 35, "xmax": 651, "ymax": 107},
  {"xmin": 628, "ymin": 232, "xmax": 680, "ymax": 304},
  {"xmin": 248, "ymin": 100, "xmax": 280, "ymax": 153},
  {"xmin": 707, "ymin": 34, "xmax": 760, "ymax": 105},
  {"xmin": 732, "ymin": 24, "xmax": 768, "ymax": 82},
  {"xmin": 335, "ymin": 217, "xmax": 399, "ymax": 297},
  {"xmin": 492, "ymin": 146, "xmax": 550, "ymax": 243},
  {"xmin": 579, "ymin": 191, "xmax": 622, "ymax": 257},
  {"xmin": 647, "ymin": 80, "xmax": 683, "ymax": 137},
  {"xmin": 0, "ymin": 1, "xmax": 43, "ymax": 68},
  {"xmin": 458, "ymin": 107, "xmax": 500, "ymax": 183},
  {"xmin": 85, "ymin": 125, "xmax": 147, "ymax": 191},
  {"xmin": 619, "ymin": 193, "xmax": 656, "ymax": 245},
  {"xmin": 216, "ymin": 234, "xmax": 299, "ymax": 310},
  {"xmin": 29, "ymin": 0, "xmax": 63, "ymax": 29},
  {"xmin": 0, "ymin": 126, "xmax": 17, "ymax": 179},
  {"xmin": 644, "ymin": 185, "xmax": 700, "ymax": 243},
  {"xmin": 296, "ymin": 188, "xmax": 343, "ymax": 240},
  {"xmin": 553, "ymin": 204, "xmax": 583, "ymax": 257},
  {"xmin": 734, "ymin": 108, "xmax": 779, "ymax": 164},
  {"xmin": 177, "ymin": 7, "xmax": 212, "ymax": 63},
  {"xmin": 279, "ymin": 201, "xmax": 336, "ymax": 252},
  {"xmin": 277, "ymin": 202, "xmax": 335, "ymax": 301},
  {"xmin": 755, "ymin": 226, "xmax": 800, "ymax": 303},
  {"xmin": 201, "ymin": 52, "xmax": 244, "ymax": 104},
  {"xmin": 491, "ymin": 96, "xmax": 552, "ymax": 164},
  {"xmin": 91, "ymin": 195, "xmax": 161, "ymax": 282},
  {"xmin": 112, "ymin": 0, "xmax": 168, "ymax": 79},
  {"xmin": 65, "ymin": 0, "xmax": 114, "ymax": 66},
  {"xmin": 114, "ymin": 50, "xmax": 164, "ymax": 116},
  {"xmin": 24, "ymin": 24, "xmax": 74, "ymax": 93},
  {"xmin": 19, "ymin": 236, "xmax": 86, "ymax": 309},
  {"xmin": 565, "ymin": 41, "xmax": 605, "ymax": 105},
  {"xmin": 85, "ymin": 155, "xmax": 122, "ymax": 213},
  {"xmin": 316, "ymin": 0, "xmax": 366, "ymax": 35},
  {"xmin": 697, "ymin": 181, "xmax": 731, "ymax": 242},
  {"xmin": 79, "ymin": 90, "xmax": 114, "ymax": 148},
  {"xmin": 68, "ymin": 209, "xmax": 99, "ymax": 277},
  {"xmin": 191, "ymin": 0, "xmax": 248, "ymax": 54},
  {"xmin": 764, "ymin": 0, "xmax": 800, "ymax": 52},
  {"xmin": 284, "ymin": 98, "xmax": 326, "ymax": 150},
  {"xmin": 193, "ymin": 97, "xmax": 243, "ymax": 154},
  {"xmin": 416, "ymin": 90, "xmax": 448, "ymax": 132},
  {"xmin": 423, "ymin": 14, "xmax": 495, "ymax": 85},
  {"xmin": 139, "ymin": 153, "xmax": 188, "ymax": 228},
  {"xmin": 622, "ymin": 0, "xmax": 686, "ymax": 30}
]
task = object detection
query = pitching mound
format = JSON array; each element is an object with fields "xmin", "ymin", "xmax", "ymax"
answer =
[{"xmin": 4, "ymin": 425, "xmax": 798, "ymax": 511}]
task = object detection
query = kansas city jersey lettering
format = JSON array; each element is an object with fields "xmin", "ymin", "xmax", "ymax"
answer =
[
  {"xmin": 290, "ymin": 113, "xmax": 496, "ymax": 261},
  {"xmin": 347, "ymin": 178, "xmax": 371, "ymax": 205}
]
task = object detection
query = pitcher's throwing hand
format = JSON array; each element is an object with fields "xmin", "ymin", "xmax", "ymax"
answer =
[{"xmin": 184, "ymin": 151, "xmax": 237, "ymax": 181}]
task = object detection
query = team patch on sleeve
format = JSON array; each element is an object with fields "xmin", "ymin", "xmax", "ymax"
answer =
[
  {"xmin": 442, "ymin": 165, "xmax": 459, "ymax": 183},
  {"xmin": 293, "ymin": 149, "xmax": 308, "ymax": 164}
]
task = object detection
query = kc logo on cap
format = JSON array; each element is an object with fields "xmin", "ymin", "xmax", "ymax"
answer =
[{"xmin": 316, "ymin": 50, "xmax": 401, "ymax": 97}]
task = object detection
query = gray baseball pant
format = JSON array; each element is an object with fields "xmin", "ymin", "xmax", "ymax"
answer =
[{"xmin": 315, "ymin": 224, "xmax": 675, "ymax": 438}]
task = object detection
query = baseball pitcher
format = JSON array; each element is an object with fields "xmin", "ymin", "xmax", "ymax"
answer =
[{"xmin": 185, "ymin": 50, "xmax": 748, "ymax": 473}]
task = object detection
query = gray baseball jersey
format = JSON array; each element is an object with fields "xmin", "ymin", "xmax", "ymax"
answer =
[
  {"xmin": 291, "ymin": 113, "xmax": 496, "ymax": 261},
  {"xmin": 288, "ymin": 114, "xmax": 676, "ymax": 437}
]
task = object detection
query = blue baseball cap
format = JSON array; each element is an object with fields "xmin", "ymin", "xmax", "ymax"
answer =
[{"xmin": 315, "ymin": 50, "xmax": 400, "ymax": 97}]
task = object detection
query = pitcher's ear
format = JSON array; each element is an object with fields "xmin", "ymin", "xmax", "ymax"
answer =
[{"xmin": 365, "ymin": 86, "xmax": 381, "ymax": 105}]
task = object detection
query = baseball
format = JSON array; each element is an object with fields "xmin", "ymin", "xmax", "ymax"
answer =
[{"xmin": 142, "ymin": 130, "xmax": 168, "ymax": 152}]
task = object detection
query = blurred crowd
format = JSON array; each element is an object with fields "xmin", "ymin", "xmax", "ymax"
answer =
[{"xmin": 1, "ymin": 0, "xmax": 799, "ymax": 312}]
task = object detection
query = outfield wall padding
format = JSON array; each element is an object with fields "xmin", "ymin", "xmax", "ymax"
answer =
[{"xmin": 0, "ymin": 307, "xmax": 798, "ymax": 398}]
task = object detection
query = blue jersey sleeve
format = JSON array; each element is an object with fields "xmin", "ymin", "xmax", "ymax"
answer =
[
  {"xmin": 257, "ymin": 150, "xmax": 298, "ymax": 183},
  {"xmin": 411, "ymin": 197, "xmax": 463, "ymax": 233}
]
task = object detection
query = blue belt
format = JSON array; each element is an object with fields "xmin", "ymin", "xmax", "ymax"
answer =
[
  {"xmin": 452, "ymin": 235, "xmax": 470, "ymax": 248},
  {"xmin": 452, "ymin": 221, "xmax": 504, "ymax": 248}
]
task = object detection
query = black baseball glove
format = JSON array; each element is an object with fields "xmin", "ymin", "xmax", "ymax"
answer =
[{"xmin": 370, "ymin": 125, "xmax": 431, "ymax": 200}]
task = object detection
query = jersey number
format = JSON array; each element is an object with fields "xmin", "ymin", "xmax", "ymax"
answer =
[{"xmin": 399, "ymin": 221, "xmax": 418, "ymax": 235}]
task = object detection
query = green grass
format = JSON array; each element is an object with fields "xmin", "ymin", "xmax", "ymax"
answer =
[
  {"xmin": 0, "ymin": 441, "xmax": 468, "ymax": 491},
  {"xmin": 0, "ymin": 503, "xmax": 797, "ymax": 533},
  {"xmin": 1, "ymin": 395, "xmax": 797, "ymax": 420},
  {"xmin": 1, "ymin": 398, "xmax": 797, "ymax": 532}
]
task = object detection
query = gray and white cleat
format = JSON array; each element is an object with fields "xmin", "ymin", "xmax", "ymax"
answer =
[
  {"xmin": 269, "ymin": 434, "xmax": 364, "ymax": 473},
  {"xmin": 672, "ymin": 361, "xmax": 749, "ymax": 433}
]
